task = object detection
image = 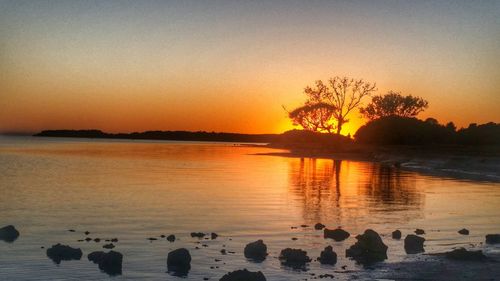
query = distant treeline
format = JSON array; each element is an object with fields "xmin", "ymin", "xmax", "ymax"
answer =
[
  {"xmin": 34, "ymin": 129, "xmax": 279, "ymax": 143},
  {"xmin": 355, "ymin": 116, "xmax": 500, "ymax": 145}
]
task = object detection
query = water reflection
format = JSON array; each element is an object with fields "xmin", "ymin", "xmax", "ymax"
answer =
[{"xmin": 288, "ymin": 158, "xmax": 424, "ymax": 226}]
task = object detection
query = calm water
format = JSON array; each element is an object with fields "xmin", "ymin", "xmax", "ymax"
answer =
[{"xmin": 0, "ymin": 136, "xmax": 499, "ymax": 280}]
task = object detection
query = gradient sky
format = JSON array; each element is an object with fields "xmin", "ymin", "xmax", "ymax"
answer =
[{"xmin": 1, "ymin": 0, "xmax": 499, "ymax": 135}]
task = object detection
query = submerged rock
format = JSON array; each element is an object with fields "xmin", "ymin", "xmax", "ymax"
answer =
[
  {"xmin": 244, "ymin": 240, "xmax": 268, "ymax": 261},
  {"xmin": 211, "ymin": 232, "xmax": 219, "ymax": 240},
  {"xmin": 458, "ymin": 228, "xmax": 469, "ymax": 235},
  {"xmin": 314, "ymin": 223, "xmax": 326, "ymax": 230},
  {"xmin": 345, "ymin": 229, "xmax": 388, "ymax": 265},
  {"xmin": 191, "ymin": 232, "xmax": 205, "ymax": 238},
  {"xmin": 0, "ymin": 225, "xmax": 20, "ymax": 242},
  {"xmin": 166, "ymin": 234, "xmax": 176, "ymax": 242},
  {"xmin": 415, "ymin": 229, "xmax": 425, "ymax": 235},
  {"xmin": 219, "ymin": 269, "xmax": 266, "ymax": 281},
  {"xmin": 445, "ymin": 248, "xmax": 486, "ymax": 261},
  {"xmin": 88, "ymin": 250, "xmax": 123, "ymax": 275},
  {"xmin": 46, "ymin": 243, "xmax": 82, "ymax": 264},
  {"xmin": 318, "ymin": 246, "xmax": 337, "ymax": 265},
  {"xmin": 404, "ymin": 234, "xmax": 425, "ymax": 254},
  {"xmin": 167, "ymin": 248, "xmax": 191, "ymax": 276},
  {"xmin": 392, "ymin": 230, "xmax": 402, "ymax": 239},
  {"xmin": 279, "ymin": 248, "xmax": 311, "ymax": 269},
  {"xmin": 485, "ymin": 234, "xmax": 500, "ymax": 244},
  {"xmin": 324, "ymin": 228, "xmax": 350, "ymax": 241},
  {"xmin": 103, "ymin": 243, "xmax": 115, "ymax": 249}
]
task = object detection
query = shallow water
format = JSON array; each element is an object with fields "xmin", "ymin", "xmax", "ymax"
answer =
[{"xmin": 0, "ymin": 136, "xmax": 499, "ymax": 280}]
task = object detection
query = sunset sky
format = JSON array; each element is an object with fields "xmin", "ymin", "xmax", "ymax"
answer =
[{"xmin": 1, "ymin": 0, "xmax": 499, "ymax": 135}]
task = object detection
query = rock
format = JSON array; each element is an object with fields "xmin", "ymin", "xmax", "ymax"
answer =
[
  {"xmin": 300, "ymin": 224, "xmax": 309, "ymax": 228},
  {"xmin": 191, "ymin": 232, "xmax": 205, "ymax": 238},
  {"xmin": 85, "ymin": 237, "xmax": 92, "ymax": 242},
  {"xmin": 68, "ymin": 229, "xmax": 75, "ymax": 232},
  {"xmin": 211, "ymin": 232, "xmax": 219, "ymax": 240},
  {"xmin": 404, "ymin": 234, "xmax": 425, "ymax": 254},
  {"xmin": 445, "ymin": 248, "xmax": 486, "ymax": 261},
  {"xmin": 318, "ymin": 246, "xmax": 337, "ymax": 265},
  {"xmin": 46, "ymin": 243, "xmax": 82, "ymax": 264},
  {"xmin": 346, "ymin": 229, "xmax": 388, "ymax": 264},
  {"xmin": 324, "ymin": 228, "xmax": 350, "ymax": 241},
  {"xmin": 415, "ymin": 229, "xmax": 425, "ymax": 235},
  {"xmin": 458, "ymin": 228, "xmax": 469, "ymax": 235},
  {"xmin": 0, "ymin": 225, "xmax": 20, "ymax": 242},
  {"xmin": 392, "ymin": 230, "xmax": 402, "ymax": 239},
  {"xmin": 220, "ymin": 249, "xmax": 227, "ymax": 255},
  {"xmin": 485, "ymin": 234, "xmax": 500, "ymax": 244},
  {"xmin": 167, "ymin": 234, "xmax": 176, "ymax": 242},
  {"xmin": 219, "ymin": 269, "xmax": 266, "ymax": 281},
  {"xmin": 167, "ymin": 248, "xmax": 191, "ymax": 276},
  {"xmin": 111, "ymin": 238, "xmax": 118, "ymax": 242},
  {"xmin": 84, "ymin": 231, "xmax": 90, "ymax": 235},
  {"xmin": 279, "ymin": 248, "xmax": 311, "ymax": 269},
  {"xmin": 244, "ymin": 240, "xmax": 268, "ymax": 261},
  {"xmin": 314, "ymin": 223, "xmax": 326, "ymax": 230},
  {"xmin": 88, "ymin": 250, "xmax": 123, "ymax": 275},
  {"xmin": 103, "ymin": 243, "xmax": 115, "ymax": 249},
  {"xmin": 94, "ymin": 238, "xmax": 101, "ymax": 242},
  {"xmin": 147, "ymin": 237, "xmax": 157, "ymax": 241}
]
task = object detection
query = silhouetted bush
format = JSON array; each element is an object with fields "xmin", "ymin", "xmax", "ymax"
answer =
[
  {"xmin": 272, "ymin": 130, "xmax": 352, "ymax": 149},
  {"xmin": 355, "ymin": 116, "xmax": 499, "ymax": 145}
]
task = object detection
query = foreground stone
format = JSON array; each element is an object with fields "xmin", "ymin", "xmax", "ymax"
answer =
[
  {"xmin": 191, "ymin": 232, "xmax": 205, "ymax": 238},
  {"xmin": 458, "ymin": 228, "xmax": 469, "ymax": 235},
  {"xmin": 88, "ymin": 251, "xmax": 123, "ymax": 275},
  {"xmin": 244, "ymin": 240, "xmax": 268, "ymax": 261},
  {"xmin": 392, "ymin": 230, "xmax": 402, "ymax": 239},
  {"xmin": 46, "ymin": 244, "xmax": 82, "ymax": 264},
  {"xmin": 219, "ymin": 269, "xmax": 266, "ymax": 281},
  {"xmin": 324, "ymin": 228, "xmax": 350, "ymax": 241},
  {"xmin": 445, "ymin": 248, "xmax": 486, "ymax": 261},
  {"xmin": 404, "ymin": 235, "xmax": 425, "ymax": 254},
  {"xmin": 279, "ymin": 248, "xmax": 311, "ymax": 269},
  {"xmin": 415, "ymin": 229, "xmax": 425, "ymax": 235},
  {"xmin": 167, "ymin": 234, "xmax": 176, "ymax": 242},
  {"xmin": 486, "ymin": 234, "xmax": 500, "ymax": 244},
  {"xmin": 318, "ymin": 246, "xmax": 337, "ymax": 265},
  {"xmin": 167, "ymin": 248, "xmax": 191, "ymax": 276},
  {"xmin": 346, "ymin": 229, "xmax": 388, "ymax": 264},
  {"xmin": 0, "ymin": 225, "xmax": 20, "ymax": 242}
]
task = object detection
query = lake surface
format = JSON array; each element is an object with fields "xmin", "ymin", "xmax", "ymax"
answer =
[{"xmin": 0, "ymin": 136, "xmax": 499, "ymax": 280}]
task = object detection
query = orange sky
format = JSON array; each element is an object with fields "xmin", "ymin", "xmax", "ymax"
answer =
[{"xmin": 1, "ymin": 1, "xmax": 499, "ymax": 135}]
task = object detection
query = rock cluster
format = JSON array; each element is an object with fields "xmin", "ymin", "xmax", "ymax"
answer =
[
  {"xmin": 88, "ymin": 251, "xmax": 123, "ymax": 275},
  {"xmin": 318, "ymin": 246, "xmax": 337, "ymax": 265},
  {"xmin": 219, "ymin": 269, "xmax": 266, "ymax": 281},
  {"xmin": 46, "ymin": 244, "xmax": 83, "ymax": 264},
  {"xmin": 244, "ymin": 240, "xmax": 268, "ymax": 261},
  {"xmin": 345, "ymin": 229, "xmax": 388, "ymax": 264}
]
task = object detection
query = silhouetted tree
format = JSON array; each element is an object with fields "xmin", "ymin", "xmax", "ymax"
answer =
[
  {"xmin": 287, "ymin": 102, "xmax": 336, "ymax": 133},
  {"xmin": 359, "ymin": 91, "xmax": 428, "ymax": 120},
  {"xmin": 290, "ymin": 76, "xmax": 376, "ymax": 134}
]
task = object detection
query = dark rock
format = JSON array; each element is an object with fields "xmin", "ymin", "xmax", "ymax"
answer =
[
  {"xmin": 244, "ymin": 240, "xmax": 268, "ymax": 261},
  {"xmin": 147, "ymin": 237, "xmax": 157, "ymax": 241},
  {"xmin": 318, "ymin": 246, "xmax": 337, "ymax": 265},
  {"xmin": 68, "ymin": 229, "xmax": 75, "ymax": 232},
  {"xmin": 392, "ymin": 230, "xmax": 402, "ymax": 239},
  {"xmin": 458, "ymin": 228, "xmax": 469, "ymax": 235},
  {"xmin": 167, "ymin": 234, "xmax": 176, "ymax": 242},
  {"xmin": 485, "ymin": 234, "xmax": 500, "ymax": 244},
  {"xmin": 220, "ymin": 249, "xmax": 227, "ymax": 255},
  {"xmin": 445, "ymin": 248, "xmax": 486, "ymax": 261},
  {"xmin": 103, "ymin": 243, "xmax": 115, "ymax": 249},
  {"xmin": 219, "ymin": 269, "xmax": 266, "ymax": 281},
  {"xmin": 85, "ymin": 237, "xmax": 92, "ymax": 242},
  {"xmin": 211, "ymin": 232, "xmax": 219, "ymax": 240},
  {"xmin": 279, "ymin": 248, "xmax": 311, "ymax": 269},
  {"xmin": 314, "ymin": 223, "xmax": 326, "ymax": 230},
  {"xmin": 94, "ymin": 238, "xmax": 101, "ymax": 242},
  {"xmin": 404, "ymin": 234, "xmax": 425, "ymax": 254},
  {"xmin": 111, "ymin": 238, "xmax": 118, "ymax": 242},
  {"xmin": 46, "ymin": 243, "xmax": 82, "ymax": 264},
  {"xmin": 324, "ymin": 228, "xmax": 350, "ymax": 241},
  {"xmin": 291, "ymin": 237, "xmax": 298, "ymax": 240},
  {"xmin": 191, "ymin": 232, "xmax": 205, "ymax": 238},
  {"xmin": 167, "ymin": 248, "xmax": 191, "ymax": 276},
  {"xmin": 346, "ymin": 229, "xmax": 388, "ymax": 265},
  {"xmin": 415, "ymin": 229, "xmax": 425, "ymax": 235},
  {"xmin": 88, "ymin": 250, "xmax": 123, "ymax": 275},
  {"xmin": 300, "ymin": 224, "xmax": 309, "ymax": 228},
  {"xmin": 160, "ymin": 235, "xmax": 165, "ymax": 238},
  {"xmin": 0, "ymin": 225, "xmax": 20, "ymax": 242},
  {"xmin": 84, "ymin": 231, "xmax": 90, "ymax": 235}
]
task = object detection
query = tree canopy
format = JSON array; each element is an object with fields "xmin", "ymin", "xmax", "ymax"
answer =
[
  {"xmin": 287, "ymin": 102, "xmax": 336, "ymax": 133},
  {"xmin": 359, "ymin": 91, "xmax": 428, "ymax": 120}
]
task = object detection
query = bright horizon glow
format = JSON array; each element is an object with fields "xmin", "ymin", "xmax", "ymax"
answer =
[{"xmin": 1, "ymin": 1, "xmax": 499, "ymax": 136}]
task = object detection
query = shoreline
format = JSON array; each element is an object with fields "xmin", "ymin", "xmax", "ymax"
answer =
[{"xmin": 258, "ymin": 145, "xmax": 500, "ymax": 182}]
